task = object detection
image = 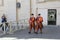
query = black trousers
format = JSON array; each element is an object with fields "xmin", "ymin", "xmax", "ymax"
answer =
[{"xmin": 0, "ymin": 23, "xmax": 8, "ymax": 31}]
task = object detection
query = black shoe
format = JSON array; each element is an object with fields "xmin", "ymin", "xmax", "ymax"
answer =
[
  {"xmin": 35, "ymin": 32, "xmax": 38, "ymax": 34},
  {"xmin": 28, "ymin": 32, "xmax": 31, "ymax": 34},
  {"xmin": 34, "ymin": 31, "xmax": 35, "ymax": 33},
  {"xmin": 40, "ymin": 32, "xmax": 42, "ymax": 34}
]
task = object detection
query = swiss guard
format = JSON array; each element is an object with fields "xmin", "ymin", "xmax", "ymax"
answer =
[
  {"xmin": 35, "ymin": 14, "xmax": 43, "ymax": 34},
  {"xmin": 28, "ymin": 14, "xmax": 35, "ymax": 34}
]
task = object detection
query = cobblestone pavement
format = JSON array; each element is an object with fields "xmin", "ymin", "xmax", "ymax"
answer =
[{"xmin": 0, "ymin": 25, "xmax": 60, "ymax": 40}]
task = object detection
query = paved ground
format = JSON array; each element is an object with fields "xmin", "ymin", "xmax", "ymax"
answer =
[{"xmin": 0, "ymin": 25, "xmax": 60, "ymax": 39}]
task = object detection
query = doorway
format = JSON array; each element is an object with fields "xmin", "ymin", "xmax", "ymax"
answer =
[{"xmin": 48, "ymin": 9, "xmax": 57, "ymax": 25}]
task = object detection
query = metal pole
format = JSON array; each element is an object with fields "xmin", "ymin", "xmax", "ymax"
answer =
[
  {"xmin": 36, "ymin": 8, "xmax": 38, "ymax": 17},
  {"xmin": 36, "ymin": 0, "xmax": 38, "ymax": 17},
  {"xmin": 30, "ymin": 0, "xmax": 32, "ymax": 16},
  {"xmin": 16, "ymin": 0, "xmax": 18, "ymax": 30},
  {"xmin": 9, "ymin": 21, "xmax": 12, "ymax": 34},
  {"xmin": 3, "ymin": 23, "xmax": 6, "ymax": 34}
]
